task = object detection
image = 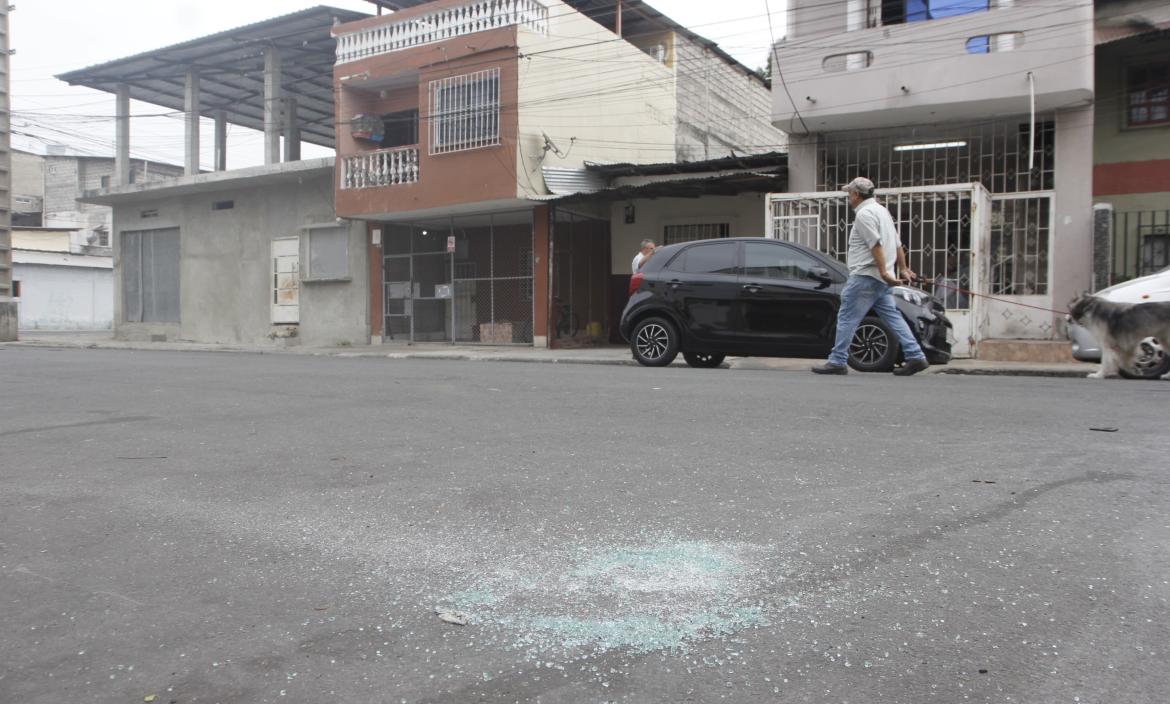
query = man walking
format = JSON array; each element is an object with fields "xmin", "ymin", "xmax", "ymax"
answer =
[{"xmin": 811, "ymin": 177, "xmax": 930, "ymax": 377}]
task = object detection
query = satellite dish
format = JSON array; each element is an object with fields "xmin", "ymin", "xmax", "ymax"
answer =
[{"xmin": 541, "ymin": 132, "xmax": 563, "ymax": 156}]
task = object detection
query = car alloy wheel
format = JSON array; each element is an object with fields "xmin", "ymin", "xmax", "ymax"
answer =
[
  {"xmin": 847, "ymin": 316, "xmax": 901, "ymax": 372},
  {"xmin": 631, "ymin": 317, "xmax": 679, "ymax": 366},
  {"xmin": 1120, "ymin": 336, "xmax": 1170, "ymax": 379}
]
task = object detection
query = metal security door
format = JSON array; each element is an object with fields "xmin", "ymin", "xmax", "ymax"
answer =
[{"xmin": 768, "ymin": 184, "xmax": 991, "ymax": 357}]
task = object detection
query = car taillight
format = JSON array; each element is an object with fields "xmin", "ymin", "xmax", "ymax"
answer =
[{"xmin": 628, "ymin": 272, "xmax": 644, "ymax": 297}]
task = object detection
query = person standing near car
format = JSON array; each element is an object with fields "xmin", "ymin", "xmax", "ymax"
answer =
[
  {"xmin": 811, "ymin": 177, "xmax": 930, "ymax": 376},
  {"xmin": 631, "ymin": 239, "xmax": 656, "ymax": 274}
]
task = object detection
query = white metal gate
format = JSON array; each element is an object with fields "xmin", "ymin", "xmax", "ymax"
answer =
[{"xmin": 767, "ymin": 184, "xmax": 996, "ymax": 357}]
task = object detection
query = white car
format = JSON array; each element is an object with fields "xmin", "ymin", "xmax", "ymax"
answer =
[{"xmin": 1068, "ymin": 265, "xmax": 1170, "ymax": 379}]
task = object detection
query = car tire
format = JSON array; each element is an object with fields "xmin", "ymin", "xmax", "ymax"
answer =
[
  {"xmin": 1119, "ymin": 337, "xmax": 1170, "ymax": 380},
  {"xmin": 683, "ymin": 352, "xmax": 726, "ymax": 368},
  {"xmin": 631, "ymin": 317, "xmax": 680, "ymax": 367},
  {"xmin": 848, "ymin": 316, "xmax": 901, "ymax": 373}
]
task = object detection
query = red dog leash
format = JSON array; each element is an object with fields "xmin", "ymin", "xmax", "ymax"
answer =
[{"xmin": 917, "ymin": 278, "xmax": 1070, "ymax": 317}]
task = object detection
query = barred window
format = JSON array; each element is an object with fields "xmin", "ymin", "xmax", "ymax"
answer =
[
  {"xmin": 1127, "ymin": 63, "xmax": 1169, "ymax": 128},
  {"xmin": 663, "ymin": 222, "xmax": 731, "ymax": 245},
  {"xmin": 430, "ymin": 68, "xmax": 501, "ymax": 155}
]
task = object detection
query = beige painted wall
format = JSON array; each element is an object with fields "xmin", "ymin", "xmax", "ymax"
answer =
[
  {"xmin": 516, "ymin": 1, "xmax": 677, "ymax": 197},
  {"xmin": 608, "ymin": 192, "xmax": 768, "ymax": 275},
  {"xmin": 13, "ymin": 229, "xmax": 70, "ymax": 252}
]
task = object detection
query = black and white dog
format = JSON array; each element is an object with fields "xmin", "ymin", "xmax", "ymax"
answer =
[{"xmin": 1069, "ymin": 295, "xmax": 1170, "ymax": 379}]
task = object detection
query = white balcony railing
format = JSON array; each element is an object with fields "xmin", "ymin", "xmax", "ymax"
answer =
[
  {"xmin": 336, "ymin": 0, "xmax": 549, "ymax": 64},
  {"xmin": 341, "ymin": 146, "xmax": 420, "ymax": 189}
]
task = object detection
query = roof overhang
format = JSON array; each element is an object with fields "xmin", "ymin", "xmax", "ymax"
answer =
[
  {"xmin": 1095, "ymin": 0, "xmax": 1170, "ymax": 44},
  {"xmin": 78, "ymin": 158, "xmax": 334, "ymax": 206},
  {"xmin": 532, "ymin": 170, "xmax": 787, "ymax": 204},
  {"xmin": 56, "ymin": 6, "xmax": 370, "ymax": 149}
]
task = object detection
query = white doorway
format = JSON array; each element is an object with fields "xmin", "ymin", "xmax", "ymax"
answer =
[{"xmin": 271, "ymin": 237, "xmax": 300, "ymax": 324}]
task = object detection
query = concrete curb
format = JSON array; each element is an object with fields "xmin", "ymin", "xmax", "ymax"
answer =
[{"xmin": 2, "ymin": 338, "xmax": 1097, "ymax": 378}]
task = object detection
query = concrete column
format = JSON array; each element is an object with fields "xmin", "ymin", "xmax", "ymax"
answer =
[
  {"xmin": 1052, "ymin": 104, "xmax": 1095, "ymax": 315},
  {"xmin": 264, "ymin": 48, "xmax": 282, "ymax": 165},
  {"xmin": 115, "ymin": 84, "xmax": 131, "ymax": 186},
  {"xmin": 533, "ymin": 204, "xmax": 551, "ymax": 348},
  {"xmin": 785, "ymin": 134, "xmax": 820, "ymax": 193},
  {"xmin": 184, "ymin": 69, "xmax": 201, "ymax": 176},
  {"xmin": 283, "ymin": 97, "xmax": 301, "ymax": 162},
  {"xmin": 1093, "ymin": 202, "xmax": 1114, "ymax": 291},
  {"xmin": 213, "ymin": 110, "xmax": 227, "ymax": 172}
]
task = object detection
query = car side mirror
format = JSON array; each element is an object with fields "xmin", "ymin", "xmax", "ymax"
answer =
[{"xmin": 809, "ymin": 266, "xmax": 833, "ymax": 284}]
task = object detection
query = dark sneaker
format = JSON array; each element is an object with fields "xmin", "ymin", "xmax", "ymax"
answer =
[
  {"xmin": 810, "ymin": 363, "xmax": 848, "ymax": 375},
  {"xmin": 893, "ymin": 358, "xmax": 929, "ymax": 376}
]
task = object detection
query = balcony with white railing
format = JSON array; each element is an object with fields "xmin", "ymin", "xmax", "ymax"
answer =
[
  {"xmin": 341, "ymin": 146, "xmax": 420, "ymax": 189},
  {"xmin": 772, "ymin": 0, "xmax": 1094, "ymax": 132},
  {"xmin": 335, "ymin": 0, "xmax": 549, "ymax": 65}
]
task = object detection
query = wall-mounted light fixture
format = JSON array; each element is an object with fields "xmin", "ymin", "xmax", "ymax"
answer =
[{"xmin": 624, "ymin": 204, "xmax": 636, "ymax": 224}]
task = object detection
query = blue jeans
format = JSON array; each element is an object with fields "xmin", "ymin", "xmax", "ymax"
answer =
[{"xmin": 827, "ymin": 275, "xmax": 926, "ymax": 367}]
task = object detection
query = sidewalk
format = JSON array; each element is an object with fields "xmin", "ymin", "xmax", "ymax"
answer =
[{"xmin": 1, "ymin": 331, "xmax": 1092, "ymax": 378}]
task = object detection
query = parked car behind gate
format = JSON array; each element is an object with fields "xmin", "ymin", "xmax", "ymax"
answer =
[
  {"xmin": 620, "ymin": 238, "xmax": 952, "ymax": 370},
  {"xmin": 1067, "ymin": 265, "xmax": 1170, "ymax": 379}
]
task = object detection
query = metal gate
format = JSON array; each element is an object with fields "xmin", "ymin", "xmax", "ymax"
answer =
[
  {"xmin": 767, "ymin": 184, "xmax": 994, "ymax": 357},
  {"xmin": 382, "ymin": 215, "xmax": 534, "ymax": 345},
  {"xmin": 985, "ymin": 192, "xmax": 1057, "ymax": 340}
]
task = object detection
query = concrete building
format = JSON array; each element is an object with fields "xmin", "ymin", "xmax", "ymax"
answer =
[
  {"xmin": 769, "ymin": 0, "xmax": 1098, "ymax": 357},
  {"xmin": 335, "ymin": 0, "xmax": 785, "ymax": 346},
  {"xmin": 10, "ymin": 227, "xmax": 113, "ymax": 331},
  {"xmin": 769, "ymin": 0, "xmax": 1170, "ymax": 357},
  {"xmin": 56, "ymin": 2, "xmax": 784, "ymax": 348},
  {"xmin": 9, "ymin": 150, "xmax": 183, "ymax": 330},
  {"xmin": 1092, "ymin": 1, "xmax": 1170, "ymax": 282},
  {"xmin": 60, "ymin": 7, "xmax": 373, "ymax": 347},
  {"xmin": 0, "ymin": 5, "xmax": 15, "ymax": 341}
]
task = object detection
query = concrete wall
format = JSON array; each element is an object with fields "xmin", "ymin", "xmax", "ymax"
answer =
[
  {"xmin": 773, "ymin": 0, "xmax": 1094, "ymax": 132},
  {"xmin": 516, "ymin": 2, "xmax": 677, "ymax": 195},
  {"xmin": 12, "ymin": 151, "xmax": 44, "ymax": 199},
  {"xmin": 13, "ymin": 262, "xmax": 113, "ymax": 330},
  {"xmin": 112, "ymin": 170, "xmax": 368, "ymax": 346},
  {"xmin": 42, "ymin": 156, "xmax": 184, "ymax": 246},
  {"xmin": 673, "ymin": 35, "xmax": 785, "ymax": 161},
  {"xmin": 609, "ymin": 192, "xmax": 768, "ymax": 275},
  {"xmin": 13, "ymin": 228, "xmax": 71, "ymax": 252}
]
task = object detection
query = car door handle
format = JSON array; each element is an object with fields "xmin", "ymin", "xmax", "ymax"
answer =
[
  {"xmin": 668, "ymin": 279, "xmax": 682, "ymax": 289},
  {"xmin": 742, "ymin": 283, "xmax": 761, "ymax": 294}
]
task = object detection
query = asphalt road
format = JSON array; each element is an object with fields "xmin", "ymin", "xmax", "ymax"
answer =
[{"xmin": 1, "ymin": 347, "xmax": 1168, "ymax": 704}]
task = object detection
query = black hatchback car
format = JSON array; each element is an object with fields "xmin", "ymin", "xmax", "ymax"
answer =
[{"xmin": 620, "ymin": 237, "xmax": 952, "ymax": 370}]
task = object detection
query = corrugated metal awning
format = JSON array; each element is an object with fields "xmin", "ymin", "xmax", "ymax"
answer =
[{"xmin": 542, "ymin": 166, "xmax": 607, "ymax": 195}]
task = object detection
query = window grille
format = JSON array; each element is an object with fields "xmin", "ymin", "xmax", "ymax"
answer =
[
  {"xmin": 430, "ymin": 68, "xmax": 501, "ymax": 155},
  {"xmin": 1127, "ymin": 63, "xmax": 1170, "ymax": 127},
  {"xmin": 662, "ymin": 222, "xmax": 730, "ymax": 245},
  {"xmin": 819, "ymin": 118, "xmax": 1055, "ymax": 194}
]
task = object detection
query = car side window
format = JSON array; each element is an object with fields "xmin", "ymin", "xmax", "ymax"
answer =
[
  {"xmin": 743, "ymin": 242, "xmax": 824, "ymax": 281},
  {"xmin": 674, "ymin": 242, "xmax": 738, "ymax": 275}
]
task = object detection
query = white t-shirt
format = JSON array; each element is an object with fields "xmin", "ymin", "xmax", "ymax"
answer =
[
  {"xmin": 847, "ymin": 198, "xmax": 899, "ymax": 282},
  {"xmin": 631, "ymin": 252, "xmax": 646, "ymax": 274}
]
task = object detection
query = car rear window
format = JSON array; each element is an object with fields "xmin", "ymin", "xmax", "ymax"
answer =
[{"xmin": 672, "ymin": 242, "xmax": 738, "ymax": 275}]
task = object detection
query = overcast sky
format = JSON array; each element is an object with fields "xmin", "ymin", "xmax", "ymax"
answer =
[{"xmin": 10, "ymin": 1, "xmax": 788, "ymax": 169}]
